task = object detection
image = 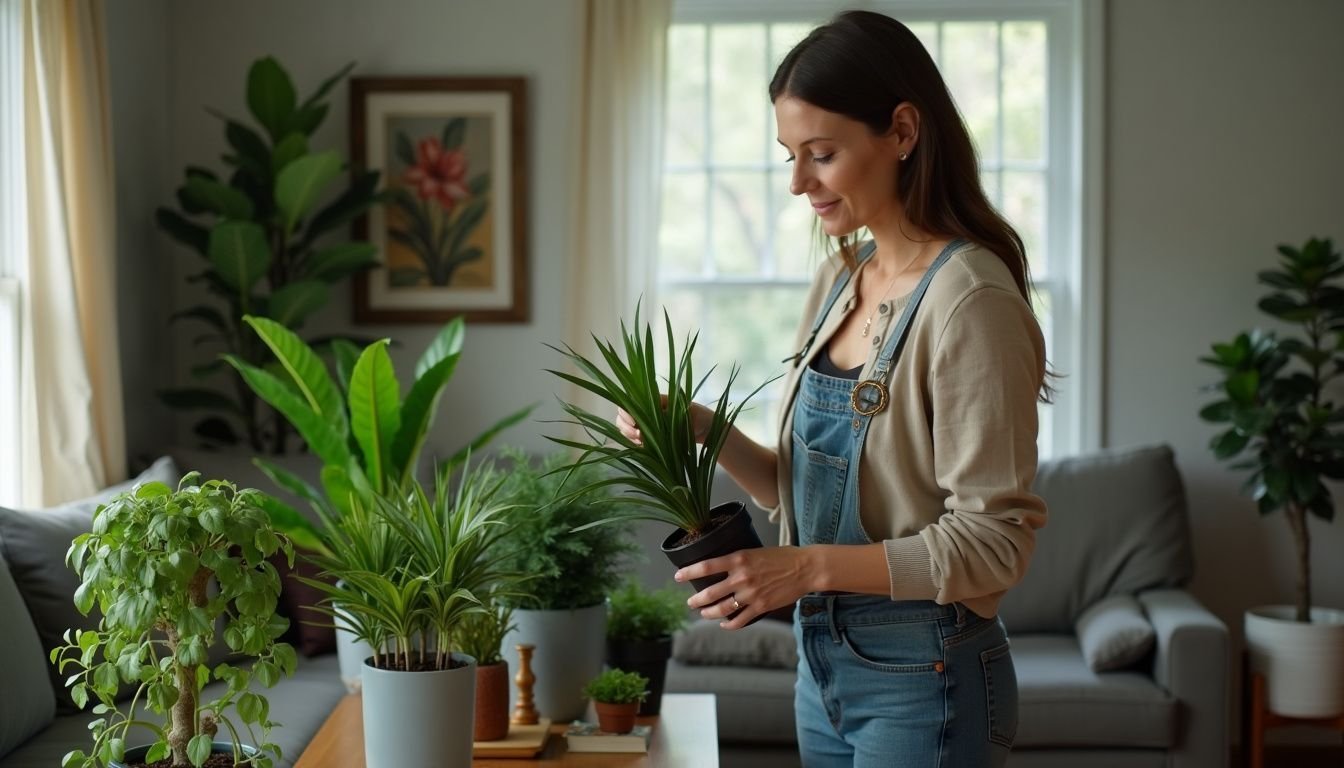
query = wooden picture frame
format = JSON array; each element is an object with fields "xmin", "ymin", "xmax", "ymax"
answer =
[{"xmin": 351, "ymin": 77, "xmax": 528, "ymax": 323}]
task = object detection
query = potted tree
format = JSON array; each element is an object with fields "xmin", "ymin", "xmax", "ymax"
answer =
[
  {"xmin": 1199, "ymin": 236, "xmax": 1344, "ymax": 718},
  {"xmin": 456, "ymin": 601, "xmax": 521, "ymax": 741},
  {"xmin": 581, "ymin": 669, "xmax": 649, "ymax": 735},
  {"xmin": 492, "ymin": 447, "xmax": 639, "ymax": 723},
  {"xmin": 605, "ymin": 581, "xmax": 688, "ymax": 716},
  {"xmin": 52, "ymin": 474, "xmax": 295, "ymax": 768},
  {"xmin": 545, "ymin": 306, "xmax": 776, "ymax": 615},
  {"xmin": 299, "ymin": 460, "xmax": 519, "ymax": 768}
]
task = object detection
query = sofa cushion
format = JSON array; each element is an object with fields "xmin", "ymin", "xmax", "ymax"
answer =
[
  {"xmin": 673, "ymin": 618, "xmax": 797, "ymax": 669},
  {"xmin": 1014, "ymin": 634, "xmax": 1176, "ymax": 748},
  {"xmin": 0, "ymin": 457, "xmax": 178, "ymax": 711},
  {"xmin": 998, "ymin": 444, "xmax": 1194, "ymax": 634},
  {"xmin": 0, "ymin": 548, "xmax": 56, "ymax": 759},
  {"xmin": 1076, "ymin": 594, "xmax": 1155, "ymax": 672},
  {"xmin": 664, "ymin": 659, "xmax": 797, "ymax": 744}
]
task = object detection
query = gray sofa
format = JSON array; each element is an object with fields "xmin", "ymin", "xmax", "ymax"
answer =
[
  {"xmin": 0, "ymin": 456, "xmax": 347, "ymax": 768},
  {"xmin": 661, "ymin": 443, "xmax": 1230, "ymax": 768}
]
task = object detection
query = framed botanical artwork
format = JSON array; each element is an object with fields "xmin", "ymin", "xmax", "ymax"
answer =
[{"xmin": 351, "ymin": 77, "xmax": 528, "ymax": 323}]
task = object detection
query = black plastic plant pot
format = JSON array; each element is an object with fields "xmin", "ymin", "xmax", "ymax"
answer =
[
  {"xmin": 606, "ymin": 635, "xmax": 673, "ymax": 716},
  {"xmin": 660, "ymin": 501, "xmax": 764, "ymax": 623},
  {"xmin": 112, "ymin": 742, "xmax": 260, "ymax": 767}
]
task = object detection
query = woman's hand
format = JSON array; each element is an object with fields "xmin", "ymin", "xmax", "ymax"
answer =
[
  {"xmin": 615, "ymin": 399, "xmax": 714, "ymax": 445},
  {"xmin": 675, "ymin": 546, "xmax": 817, "ymax": 630}
]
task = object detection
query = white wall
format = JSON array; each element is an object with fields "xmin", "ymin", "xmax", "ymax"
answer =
[{"xmin": 1108, "ymin": 0, "xmax": 1344, "ymax": 747}]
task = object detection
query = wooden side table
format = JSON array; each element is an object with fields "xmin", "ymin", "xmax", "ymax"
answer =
[{"xmin": 1242, "ymin": 653, "xmax": 1344, "ymax": 768}]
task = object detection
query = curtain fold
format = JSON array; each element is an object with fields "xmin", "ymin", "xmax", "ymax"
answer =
[
  {"xmin": 563, "ymin": 0, "xmax": 670, "ymax": 429},
  {"xmin": 17, "ymin": 0, "xmax": 124, "ymax": 505}
]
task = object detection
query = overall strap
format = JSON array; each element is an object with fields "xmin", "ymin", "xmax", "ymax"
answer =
[
  {"xmin": 870, "ymin": 238, "xmax": 967, "ymax": 383},
  {"xmin": 784, "ymin": 241, "xmax": 878, "ymax": 368}
]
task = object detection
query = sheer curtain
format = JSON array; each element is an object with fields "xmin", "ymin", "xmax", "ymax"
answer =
[
  {"xmin": 16, "ymin": 0, "xmax": 123, "ymax": 505},
  {"xmin": 563, "ymin": 0, "xmax": 670, "ymax": 427}
]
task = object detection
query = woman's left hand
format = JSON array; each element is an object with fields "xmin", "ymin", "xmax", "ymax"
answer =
[{"xmin": 675, "ymin": 546, "xmax": 817, "ymax": 630}]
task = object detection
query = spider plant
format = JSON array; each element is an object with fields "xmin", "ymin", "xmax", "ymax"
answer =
[{"xmin": 544, "ymin": 304, "xmax": 776, "ymax": 539}]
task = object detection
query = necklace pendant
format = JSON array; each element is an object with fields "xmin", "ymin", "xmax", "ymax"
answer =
[{"xmin": 861, "ymin": 317, "xmax": 872, "ymax": 337}]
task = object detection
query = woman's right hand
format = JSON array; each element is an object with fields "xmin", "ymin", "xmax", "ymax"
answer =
[{"xmin": 616, "ymin": 399, "xmax": 714, "ymax": 446}]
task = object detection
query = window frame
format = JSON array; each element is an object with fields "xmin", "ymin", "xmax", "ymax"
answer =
[
  {"xmin": 0, "ymin": 0, "xmax": 24, "ymax": 506},
  {"xmin": 662, "ymin": 0, "xmax": 1104, "ymax": 457}
]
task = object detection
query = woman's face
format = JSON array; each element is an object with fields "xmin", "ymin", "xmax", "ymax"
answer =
[{"xmin": 774, "ymin": 96, "xmax": 904, "ymax": 238}]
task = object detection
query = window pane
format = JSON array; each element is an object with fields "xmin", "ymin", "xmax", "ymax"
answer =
[
  {"xmin": 771, "ymin": 170, "xmax": 818, "ymax": 278},
  {"xmin": 711, "ymin": 171, "xmax": 767, "ymax": 275},
  {"xmin": 980, "ymin": 170, "xmax": 1001, "ymax": 208},
  {"xmin": 666, "ymin": 25, "xmax": 707, "ymax": 167},
  {"xmin": 769, "ymin": 22, "xmax": 813, "ymax": 72},
  {"xmin": 710, "ymin": 25, "xmax": 768, "ymax": 165},
  {"xmin": 941, "ymin": 22, "xmax": 1000, "ymax": 163},
  {"xmin": 658, "ymin": 172, "xmax": 707, "ymax": 278},
  {"xmin": 1003, "ymin": 21, "xmax": 1046, "ymax": 163},
  {"xmin": 1003, "ymin": 171, "xmax": 1046, "ymax": 275}
]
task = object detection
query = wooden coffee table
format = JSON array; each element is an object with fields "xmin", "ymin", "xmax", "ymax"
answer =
[{"xmin": 295, "ymin": 692, "xmax": 718, "ymax": 767}]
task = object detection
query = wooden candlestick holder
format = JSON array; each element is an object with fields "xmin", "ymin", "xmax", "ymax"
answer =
[{"xmin": 511, "ymin": 643, "xmax": 539, "ymax": 725}]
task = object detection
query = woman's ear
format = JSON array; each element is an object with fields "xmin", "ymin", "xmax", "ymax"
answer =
[{"xmin": 887, "ymin": 102, "xmax": 920, "ymax": 156}]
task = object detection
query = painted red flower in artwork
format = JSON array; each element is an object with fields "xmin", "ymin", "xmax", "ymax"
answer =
[{"xmin": 403, "ymin": 137, "xmax": 470, "ymax": 212}]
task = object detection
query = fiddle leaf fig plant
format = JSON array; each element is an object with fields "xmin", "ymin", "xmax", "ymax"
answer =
[
  {"xmin": 1199, "ymin": 237, "xmax": 1344, "ymax": 623},
  {"xmin": 52, "ymin": 474, "xmax": 296, "ymax": 768},
  {"xmin": 157, "ymin": 55, "xmax": 384, "ymax": 454}
]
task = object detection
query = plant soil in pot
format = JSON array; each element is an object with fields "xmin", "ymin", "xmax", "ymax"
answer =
[
  {"xmin": 661, "ymin": 502, "xmax": 763, "ymax": 622},
  {"xmin": 112, "ymin": 743, "xmax": 260, "ymax": 768}
]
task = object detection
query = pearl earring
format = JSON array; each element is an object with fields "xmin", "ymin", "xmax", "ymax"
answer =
[{"xmin": 899, "ymin": 151, "xmax": 909, "ymax": 161}]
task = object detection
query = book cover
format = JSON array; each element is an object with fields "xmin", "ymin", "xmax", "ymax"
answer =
[{"xmin": 564, "ymin": 721, "xmax": 653, "ymax": 753}]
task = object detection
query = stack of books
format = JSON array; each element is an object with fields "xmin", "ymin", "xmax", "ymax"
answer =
[{"xmin": 563, "ymin": 721, "xmax": 654, "ymax": 753}]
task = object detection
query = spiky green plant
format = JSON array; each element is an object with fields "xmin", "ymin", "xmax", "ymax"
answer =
[
  {"xmin": 454, "ymin": 604, "xmax": 516, "ymax": 667},
  {"xmin": 544, "ymin": 305, "xmax": 775, "ymax": 536}
]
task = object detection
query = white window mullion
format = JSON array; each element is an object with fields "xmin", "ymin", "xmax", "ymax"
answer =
[{"xmin": 0, "ymin": 0, "xmax": 25, "ymax": 506}]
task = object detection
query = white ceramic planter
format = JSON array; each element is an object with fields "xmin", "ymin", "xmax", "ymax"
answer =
[
  {"xmin": 502, "ymin": 603, "xmax": 607, "ymax": 722},
  {"xmin": 362, "ymin": 652, "xmax": 477, "ymax": 768},
  {"xmin": 1245, "ymin": 605, "xmax": 1344, "ymax": 718},
  {"xmin": 334, "ymin": 604, "xmax": 375, "ymax": 693}
]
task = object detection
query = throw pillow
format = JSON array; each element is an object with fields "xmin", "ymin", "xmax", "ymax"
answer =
[
  {"xmin": 0, "ymin": 549, "xmax": 56, "ymax": 759},
  {"xmin": 0, "ymin": 456, "xmax": 179, "ymax": 711},
  {"xmin": 672, "ymin": 617, "xmax": 798, "ymax": 669},
  {"xmin": 1075, "ymin": 593, "xmax": 1156, "ymax": 672}
]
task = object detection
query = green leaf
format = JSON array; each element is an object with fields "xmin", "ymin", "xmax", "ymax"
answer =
[
  {"xmin": 241, "ymin": 316, "xmax": 347, "ymax": 435},
  {"xmin": 302, "ymin": 169, "xmax": 381, "ymax": 244},
  {"xmin": 254, "ymin": 493, "xmax": 325, "ymax": 553},
  {"xmin": 255, "ymin": 659, "xmax": 279, "ymax": 688},
  {"xmin": 271, "ymin": 132, "xmax": 308, "ymax": 174},
  {"xmin": 1225, "ymin": 370, "xmax": 1260, "ymax": 405},
  {"xmin": 224, "ymin": 355, "xmax": 351, "ymax": 468},
  {"xmin": 188, "ymin": 733, "xmax": 213, "ymax": 767},
  {"xmin": 440, "ymin": 403, "xmax": 535, "ymax": 473},
  {"xmin": 208, "ymin": 220, "xmax": 271, "ymax": 292},
  {"xmin": 348, "ymin": 341, "xmax": 402, "ymax": 493},
  {"xmin": 70, "ymin": 682, "xmax": 88, "ymax": 710},
  {"xmin": 286, "ymin": 103, "xmax": 329, "ymax": 136},
  {"xmin": 275, "ymin": 151, "xmax": 342, "ymax": 238},
  {"xmin": 108, "ymin": 738, "xmax": 125, "ymax": 763},
  {"xmin": 156, "ymin": 208, "xmax": 210, "ymax": 256},
  {"xmin": 331, "ymin": 339, "xmax": 362, "ymax": 395},
  {"xmin": 238, "ymin": 691, "xmax": 263, "ymax": 724},
  {"xmin": 225, "ymin": 120, "xmax": 271, "ymax": 178},
  {"xmin": 442, "ymin": 117, "xmax": 467, "ymax": 149},
  {"xmin": 305, "ymin": 242, "xmax": 379, "ymax": 282},
  {"xmin": 145, "ymin": 741, "xmax": 170, "ymax": 763},
  {"xmin": 247, "ymin": 56, "xmax": 297, "ymax": 142},
  {"xmin": 396, "ymin": 132, "xmax": 416, "ymax": 167},
  {"xmin": 267, "ymin": 280, "xmax": 328, "ymax": 327},
  {"xmin": 301, "ymin": 61, "xmax": 355, "ymax": 111},
  {"xmin": 1198, "ymin": 400, "xmax": 1233, "ymax": 423},
  {"xmin": 415, "ymin": 317, "xmax": 465, "ymax": 379},
  {"xmin": 183, "ymin": 176, "xmax": 254, "ymax": 220},
  {"xmin": 1211, "ymin": 429, "xmax": 1250, "ymax": 459},
  {"xmin": 389, "ymin": 353, "xmax": 459, "ymax": 483}
]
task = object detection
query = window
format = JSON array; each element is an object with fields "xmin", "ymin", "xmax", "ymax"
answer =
[
  {"xmin": 0, "ymin": 0, "xmax": 23, "ymax": 506},
  {"xmin": 657, "ymin": 0, "xmax": 1102, "ymax": 460}
]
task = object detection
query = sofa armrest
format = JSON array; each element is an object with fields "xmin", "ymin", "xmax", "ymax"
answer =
[{"xmin": 1136, "ymin": 588, "xmax": 1228, "ymax": 768}]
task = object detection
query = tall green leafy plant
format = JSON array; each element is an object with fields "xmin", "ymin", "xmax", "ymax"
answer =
[
  {"xmin": 1199, "ymin": 237, "xmax": 1344, "ymax": 623},
  {"xmin": 52, "ymin": 475, "xmax": 296, "ymax": 768},
  {"xmin": 224, "ymin": 315, "xmax": 533, "ymax": 550},
  {"xmin": 545, "ymin": 305, "xmax": 774, "ymax": 537},
  {"xmin": 157, "ymin": 56, "xmax": 383, "ymax": 453}
]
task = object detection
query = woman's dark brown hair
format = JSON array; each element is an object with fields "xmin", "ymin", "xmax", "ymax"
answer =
[{"xmin": 771, "ymin": 9, "xmax": 1056, "ymax": 401}]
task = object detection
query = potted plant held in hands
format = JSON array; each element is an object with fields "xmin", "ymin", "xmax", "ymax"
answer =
[
  {"xmin": 1200, "ymin": 236, "xmax": 1344, "ymax": 718},
  {"xmin": 581, "ymin": 669, "xmax": 649, "ymax": 735},
  {"xmin": 546, "ymin": 306, "xmax": 776, "ymax": 617},
  {"xmin": 605, "ymin": 581, "xmax": 688, "ymax": 716},
  {"xmin": 53, "ymin": 474, "xmax": 296, "ymax": 768}
]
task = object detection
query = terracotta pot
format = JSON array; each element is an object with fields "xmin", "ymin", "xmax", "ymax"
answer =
[
  {"xmin": 594, "ymin": 700, "xmax": 640, "ymax": 734},
  {"xmin": 474, "ymin": 661, "xmax": 511, "ymax": 741},
  {"xmin": 661, "ymin": 501, "xmax": 764, "ymax": 624}
]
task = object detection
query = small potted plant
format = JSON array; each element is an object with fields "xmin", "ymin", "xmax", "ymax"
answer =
[
  {"xmin": 581, "ymin": 669, "xmax": 649, "ymax": 735},
  {"xmin": 52, "ymin": 474, "xmax": 296, "ymax": 768},
  {"xmin": 1199, "ymin": 236, "xmax": 1344, "ymax": 718},
  {"xmin": 299, "ymin": 460, "xmax": 520, "ymax": 768},
  {"xmin": 492, "ymin": 447, "xmax": 639, "ymax": 722},
  {"xmin": 456, "ymin": 602, "xmax": 517, "ymax": 741},
  {"xmin": 605, "ymin": 581, "xmax": 688, "ymax": 716},
  {"xmin": 545, "ymin": 305, "xmax": 776, "ymax": 614}
]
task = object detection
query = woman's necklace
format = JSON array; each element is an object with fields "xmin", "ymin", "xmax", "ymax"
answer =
[{"xmin": 859, "ymin": 242, "xmax": 929, "ymax": 338}]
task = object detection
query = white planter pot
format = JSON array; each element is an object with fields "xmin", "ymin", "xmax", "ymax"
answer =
[
  {"xmin": 502, "ymin": 603, "xmax": 607, "ymax": 722},
  {"xmin": 362, "ymin": 652, "xmax": 477, "ymax": 768},
  {"xmin": 334, "ymin": 603, "xmax": 375, "ymax": 693},
  {"xmin": 1245, "ymin": 605, "xmax": 1344, "ymax": 718}
]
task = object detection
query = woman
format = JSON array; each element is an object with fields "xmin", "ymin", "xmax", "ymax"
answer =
[{"xmin": 619, "ymin": 10, "xmax": 1049, "ymax": 767}]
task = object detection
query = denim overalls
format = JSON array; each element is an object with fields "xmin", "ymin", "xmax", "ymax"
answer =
[{"xmin": 789, "ymin": 239, "xmax": 1018, "ymax": 767}]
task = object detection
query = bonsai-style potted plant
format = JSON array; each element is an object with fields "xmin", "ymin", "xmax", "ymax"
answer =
[
  {"xmin": 1199, "ymin": 236, "xmax": 1344, "ymax": 718},
  {"xmin": 581, "ymin": 669, "xmax": 649, "ymax": 735},
  {"xmin": 605, "ymin": 581, "xmax": 688, "ymax": 716},
  {"xmin": 492, "ymin": 447, "xmax": 639, "ymax": 722},
  {"xmin": 299, "ymin": 460, "xmax": 520, "ymax": 768},
  {"xmin": 52, "ymin": 474, "xmax": 296, "ymax": 768},
  {"xmin": 455, "ymin": 603, "xmax": 517, "ymax": 741},
  {"xmin": 545, "ymin": 306, "xmax": 775, "ymax": 614},
  {"xmin": 157, "ymin": 56, "xmax": 384, "ymax": 453}
]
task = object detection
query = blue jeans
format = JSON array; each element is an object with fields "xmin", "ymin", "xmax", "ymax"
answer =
[{"xmin": 793, "ymin": 594, "xmax": 1018, "ymax": 767}]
